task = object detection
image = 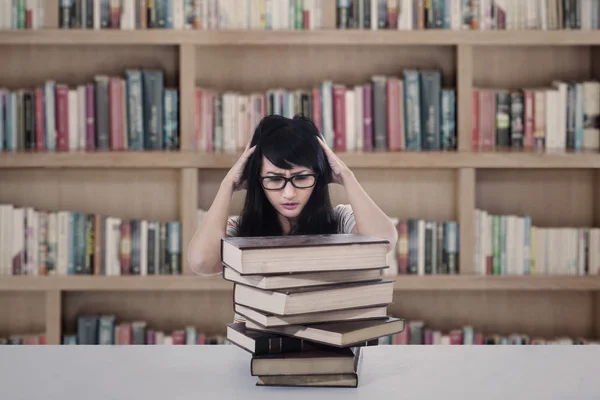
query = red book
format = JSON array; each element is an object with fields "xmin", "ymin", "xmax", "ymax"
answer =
[
  {"xmin": 332, "ymin": 84, "xmax": 346, "ymax": 151},
  {"xmin": 386, "ymin": 78, "xmax": 403, "ymax": 151},
  {"xmin": 35, "ymin": 88, "xmax": 45, "ymax": 151},
  {"xmin": 117, "ymin": 324, "xmax": 132, "ymax": 345},
  {"xmin": 109, "ymin": 78, "xmax": 124, "ymax": 150},
  {"xmin": 472, "ymin": 89, "xmax": 479, "ymax": 150},
  {"xmin": 55, "ymin": 84, "xmax": 70, "ymax": 152},
  {"xmin": 172, "ymin": 330, "xmax": 186, "ymax": 345},
  {"xmin": 449, "ymin": 329, "xmax": 463, "ymax": 345}
]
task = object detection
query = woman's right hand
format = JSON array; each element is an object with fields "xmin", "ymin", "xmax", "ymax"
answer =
[{"xmin": 223, "ymin": 143, "xmax": 256, "ymax": 191}]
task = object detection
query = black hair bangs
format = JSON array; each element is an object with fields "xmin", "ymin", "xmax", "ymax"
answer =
[{"xmin": 260, "ymin": 125, "xmax": 325, "ymax": 173}]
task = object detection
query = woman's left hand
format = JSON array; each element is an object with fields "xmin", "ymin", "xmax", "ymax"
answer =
[{"xmin": 317, "ymin": 135, "xmax": 353, "ymax": 185}]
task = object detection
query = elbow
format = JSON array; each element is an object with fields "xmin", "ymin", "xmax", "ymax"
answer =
[
  {"xmin": 186, "ymin": 248, "xmax": 221, "ymax": 276},
  {"xmin": 385, "ymin": 221, "xmax": 398, "ymax": 253}
]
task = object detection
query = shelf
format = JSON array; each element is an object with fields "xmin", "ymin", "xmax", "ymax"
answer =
[
  {"xmin": 3, "ymin": 29, "xmax": 600, "ymax": 46},
  {"xmin": 0, "ymin": 150, "xmax": 598, "ymax": 169},
  {"xmin": 2, "ymin": 275, "xmax": 600, "ymax": 292},
  {"xmin": 0, "ymin": 276, "xmax": 233, "ymax": 291}
]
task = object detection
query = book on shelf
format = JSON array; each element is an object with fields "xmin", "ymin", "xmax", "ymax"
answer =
[
  {"xmin": 194, "ymin": 70, "xmax": 457, "ymax": 153},
  {"xmin": 336, "ymin": 0, "xmax": 591, "ymax": 31},
  {"xmin": 380, "ymin": 318, "xmax": 600, "ymax": 345},
  {"xmin": 222, "ymin": 232, "xmax": 406, "ymax": 388},
  {"xmin": 474, "ymin": 208, "xmax": 600, "ymax": 276},
  {"xmin": 57, "ymin": 0, "xmax": 323, "ymax": 30},
  {"xmin": 0, "ymin": 0, "xmax": 44, "ymax": 30},
  {"xmin": 0, "ymin": 203, "xmax": 182, "ymax": 276},
  {"xmin": 0, "ymin": 69, "xmax": 178, "ymax": 153},
  {"xmin": 472, "ymin": 81, "xmax": 600, "ymax": 152},
  {"xmin": 0, "ymin": 332, "xmax": 46, "ymax": 345},
  {"xmin": 63, "ymin": 314, "xmax": 226, "ymax": 345}
]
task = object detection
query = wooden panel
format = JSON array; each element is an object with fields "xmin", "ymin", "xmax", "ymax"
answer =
[
  {"xmin": 389, "ymin": 291, "xmax": 596, "ymax": 340},
  {"xmin": 0, "ymin": 169, "xmax": 179, "ymax": 222},
  {"xmin": 0, "ymin": 45, "xmax": 179, "ymax": 89},
  {"xmin": 457, "ymin": 45, "xmax": 473, "ymax": 151},
  {"xmin": 62, "ymin": 291, "xmax": 233, "ymax": 336},
  {"xmin": 473, "ymin": 46, "xmax": 591, "ymax": 88},
  {"xmin": 195, "ymin": 45, "xmax": 456, "ymax": 92},
  {"xmin": 0, "ymin": 292, "xmax": 45, "ymax": 337},
  {"xmin": 198, "ymin": 168, "xmax": 456, "ymax": 222},
  {"xmin": 476, "ymin": 169, "xmax": 595, "ymax": 227},
  {"xmin": 180, "ymin": 168, "xmax": 198, "ymax": 275},
  {"xmin": 179, "ymin": 44, "xmax": 196, "ymax": 151},
  {"xmin": 45, "ymin": 291, "xmax": 61, "ymax": 345},
  {"xmin": 197, "ymin": 169, "xmax": 246, "ymax": 216}
]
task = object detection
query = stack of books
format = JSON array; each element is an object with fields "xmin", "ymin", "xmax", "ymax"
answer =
[{"xmin": 222, "ymin": 233, "xmax": 406, "ymax": 388}]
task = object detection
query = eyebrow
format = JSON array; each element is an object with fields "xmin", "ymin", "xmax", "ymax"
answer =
[{"xmin": 266, "ymin": 169, "xmax": 311, "ymax": 176}]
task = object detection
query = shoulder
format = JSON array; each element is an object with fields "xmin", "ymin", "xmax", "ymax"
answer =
[
  {"xmin": 332, "ymin": 204, "xmax": 357, "ymax": 234},
  {"xmin": 226, "ymin": 215, "xmax": 240, "ymax": 237}
]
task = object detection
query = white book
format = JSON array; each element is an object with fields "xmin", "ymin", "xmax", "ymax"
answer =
[
  {"xmin": 140, "ymin": 220, "xmax": 148, "ymax": 276},
  {"xmin": 68, "ymin": 89, "xmax": 78, "ymax": 151}
]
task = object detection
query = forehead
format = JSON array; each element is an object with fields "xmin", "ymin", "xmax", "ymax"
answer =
[{"xmin": 261, "ymin": 156, "xmax": 312, "ymax": 173}]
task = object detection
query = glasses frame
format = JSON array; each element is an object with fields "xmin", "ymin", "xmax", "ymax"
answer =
[{"xmin": 259, "ymin": 173, "xmax": 318, "ymax": 191}]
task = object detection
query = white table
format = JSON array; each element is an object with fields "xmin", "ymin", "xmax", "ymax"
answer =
[{"xmin": 1, "ymin": 345, "xmax": 599, "ymax": 399}]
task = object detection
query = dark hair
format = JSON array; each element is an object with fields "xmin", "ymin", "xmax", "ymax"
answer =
[{"xmin": 236, "ymin": 114, "xmax": 337, "ymax": 237}]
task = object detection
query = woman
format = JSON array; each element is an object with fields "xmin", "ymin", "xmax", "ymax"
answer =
[{"xmin": 187, "ymin": 114, "xmax": 398, "ymax": 276}]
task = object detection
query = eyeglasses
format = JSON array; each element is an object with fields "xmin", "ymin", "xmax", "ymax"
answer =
[{"xmin": 259, "ymin": 174, "xmax": 318, "ymax": 190}]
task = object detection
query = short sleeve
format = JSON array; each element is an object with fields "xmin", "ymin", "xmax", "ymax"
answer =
[
  {"xmin": 226, "ymin": 216, "xmax": 240, "ymax": 237},
  {"xmin": 333, "ymin": 204, "xmax": 356, "ymax": 234}
]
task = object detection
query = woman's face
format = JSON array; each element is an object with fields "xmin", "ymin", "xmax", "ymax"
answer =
[{"xmin": 259, "ymin": 156, "xmax": 316, "ymax": 220}]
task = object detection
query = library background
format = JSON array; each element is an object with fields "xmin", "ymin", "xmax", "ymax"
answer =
[{"xmin": 1, "ymin": 0, "xmax": 599, "ymax": 346}]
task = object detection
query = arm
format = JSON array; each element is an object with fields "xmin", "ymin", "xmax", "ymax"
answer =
[
  {"xmin": 186, "ymin": 145, "xmax": 255, "ymax": 275},
  {"xmin": 341, "ymin": 170, "xmax": 398, "ymax": 251},
  {"xmin": 317, "ymin": 137, "xmax": 397, "ymax": 252},
  {"xmin": 186, "ymin": 180, "xmax": 235, "ymax": 276}
]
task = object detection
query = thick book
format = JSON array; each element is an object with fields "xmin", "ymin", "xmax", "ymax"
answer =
[
  {"xmin": 223, "ymin": 264, "xmax": 385, "ymax": 290},
  {"xmin": 246, "ymin": 317, "xmax": 405, "ymax": 348},
  {"xmin": 256, "ymin": 373, "xmax": 358, "ymax": 388},
  {"xmin": 221, "ymin": 233, "xmax": 389, "ymax": 275},
  {"xmin": 233, "ymin": 279, "xmax": 394, "ymax": 316},
  {"xmin": 227, "ymin": 322, "xmax": 377, "ymax": 355},
  {"xmin": 234, "ymin": 303, "xmax": 389, "ymax": 327},
  {"xmin": 250, "ymin": 346, "xmax": 360, "ymax": 377},
  {"xmin": 226, "ymin": 323, "xmax": 304, "ymax": 355}
]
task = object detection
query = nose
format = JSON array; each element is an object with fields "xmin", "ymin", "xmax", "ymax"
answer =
[{"xmin": 282, "ymin": 180, "xmax": 296, "ymax": 199}]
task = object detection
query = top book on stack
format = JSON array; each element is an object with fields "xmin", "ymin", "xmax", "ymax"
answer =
[{"xmin": 221, "ymin": 233, "xmax": 389, "ymax": 276}]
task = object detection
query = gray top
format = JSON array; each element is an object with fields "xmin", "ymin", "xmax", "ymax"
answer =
[{"xmin": 1, "ymin": 344, "xmax": 599, "ymax": 399}]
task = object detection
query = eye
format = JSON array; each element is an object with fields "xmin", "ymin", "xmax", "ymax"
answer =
[
  {"xmin": 294, "ymin": 175, "xmax": 310, "ymax": 181},
  {"xmin": 266, "ymin": 177, "xmax": 284, "ymax": 182}
]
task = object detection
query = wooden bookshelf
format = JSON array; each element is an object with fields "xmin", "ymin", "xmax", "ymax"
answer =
[
  {"xmin": 1, "ymin": 0, "xmax": 600, "ymax": 345},
  {"xmin": 1, "ymin": 150, "xmax": 600, "ymax": 169},
  {"xmin": 2, "ymin": 275, "xmax": 600, "ymax": 292}
]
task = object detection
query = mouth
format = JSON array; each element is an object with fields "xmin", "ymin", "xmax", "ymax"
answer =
[{"xmin": 281, "ymin": 202, "xmax": 299, "ymax": 210}]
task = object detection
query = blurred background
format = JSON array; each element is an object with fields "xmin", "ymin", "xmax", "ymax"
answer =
[{"xmin": 0, "ymin": 0, "xmax": 598, "ymax": 346}]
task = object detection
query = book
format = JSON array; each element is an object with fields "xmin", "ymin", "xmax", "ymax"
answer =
[
  {"xmin": 223, "ymin": 264, "xmax": 385, "ymax": 290},
  {"xmin": 245, "ymin": 317, "xmax": 406, "ymax": 348},
  {"xmin": 234, "ymin": 304, "xmax": 389, "ymax": 328},
  {"xmin": 233, "ymin": 279, "xmax": 395, "ymax": 315},
  {"xmin": 250, "ymin": 346, "xmax": 360, "ymax": 377},
  {"xmin": 226, "ymin": 323, "xmax": 305, "ymax": 355},
  {"xmin": 221, "ymin": 233, "xmax": 389, "ymax": 275},
  {"xmin": 256, "ymin": 373, "xmax": 358, "ymax": 388}
]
